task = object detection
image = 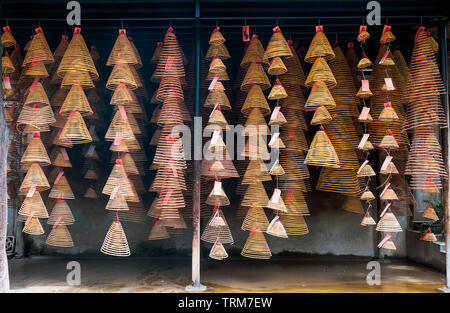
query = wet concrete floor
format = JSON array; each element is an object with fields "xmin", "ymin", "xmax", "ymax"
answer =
[{"xmin": 8, "ymin": 257, "xmax": 445, "ymax": 292}]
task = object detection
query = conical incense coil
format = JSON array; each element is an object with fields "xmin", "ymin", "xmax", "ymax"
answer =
[
  {"xmin": 379, "ymin": 130, "xmax": 399, "ymax": 149},
  {"xmin": 360, "ymin": 211, "xmax": 376, "ymax": 226},
  {"xmin": 376, "ymin": 212, "xmax": 402, "ymax": 232},
  {"xmin": 104, "ymin": 110, "xmax": 136, "ymax": 142},
  {"xmin": 151, "ymin": 31, "xmax": 185, "ymax": 82},
  {"xmin": 379, "ymin": 238, "xmax": 396, "ymax": 250},
  {"xmin": 280, "ymin": 126, "xmax": 309, "ymax": 151},
  {"xmin": 209, "ymin": 239, "xmax": 229, "ymax": 260},
  {"xmin": 148, "ymin": 219, "xmax": 170, "ymax": 240},
  {"xmin": 84, "ymin": 186, "xmax": 98, "ymax": 198},
  {"xmin": 279, "ymin": 151, "xmax": 310, "ymax": 180},
  {"xmin": 57, "ymin": 28, "xmax": 98, "ymax": 79},
  {"xmin": 241, "ymin": 84, "xmax": 271, "ymax": 116},
  {"xmin": 61, "ymin": 71, "xmax": 95, "ymax": 90},
  {"xmin": 206, "ymin": 183, "xmax": 230, "ymax": 206},
  {"xmin": 205, "ymin": 66, "xmax": 229, "ymax": 81},
  {"xmin": 1, "ymin": 26, "xmax": 16, "ymax": 47},
  {"xmin": 51, "ymin": 88, "xmax": 69, "ymax": 108},
  {"xmin": 358, "ymin": 57, "xmax": 373, "ymax": 69},
  {"xmin": 379, "ymin": 160, "xmax": 399, "ymax": 175},
  {"xmin": 341, "ymin": 196, "xmax": 365, "ymax": 214},
  {"xmin": 241, "ymin": 231, "xmax": 272, "ymax": 259},
  {"xmin": 24, "ymin": 81, "xmax": 50, "ymax": 105},
  {"xmin": 22, "ymin": 217, "xmax": 44, "ymax": 235},
  {"xmin": 59, "ymin": 84, "xmax": 93, "ymax": 116},
  {"xmin": 358, "ymin": 110, "xmax": 373, "ymax": 123},
  {"xmin": 207, "ymin": 109, "xmax": 230, "ymax": 129},
  {"xmin": 150, "ymin": 164, "xmax": 187, "ymax": 192},
  {"xmin": 201, "ymin": 209, "xmax": 234, "ymax": 244},
  {"xmin": 357, "ymin": 29, "xmax": 370, "ymax": 42},
  {"xmin": 111, "ymin": 153, "xmax": 142, "ymax": 176},
  {"xmin": 2, "ymin": 54, "xmax": 16, "ymax": 74},
  {"xmin": 380, "ymin": 27, "xmax": 396, "ymax": 44},
  {"xmin": 268, "ymin": 109, "xmax": 287, "ymax": 126},
  {"xmin": 243, "ymin": 108, "xmax": 271, "ymax": 133},
  {"xmin": 106, "ymin": 192, "xmax": 129, "ymax": 211},
  {"xmin": 52, "ymin": 149, "xmax": 72, "ymax": 168},
  {"xmin": 17, "ymin": 104, "xmax": 56, "ymax": 130},
  {"xmin": 23, "ymin": 61, "xmax": 49, "ymax": 77},
  {"xmin": 19, "ymin": 162, "xmax": 50, "ymax": 193},
  {"xmin": 264, "ymin": 27, "xmax": 293, "ymax": 58},
  {"xmin": 422, "ymin": 204, "xmax": 439, "ymax": 221},
  {"xmin": 279, "ymin": 45, "xmax": 306, "ymax": 86},
  {"xmin": 241, "ymin": 159, "xmax": 271, "ymax": 184},
  {"xmin": 101, "ymin": 219, "xmax": 131, "ymax": 257},
  {"xmin": 421, "ymin": 231, "xmax": 437, "ymax": 242},
  {"xmin": 47, "ymin": 199, "xmax": 75, "ymax": 225},
  {"xmin": 106, "ymin": 30, "xmax": 139, "ymax": 67},
  {"xmin": 48, "ymin": 174, "xmax": 75, "ymax": 199},
  {"xmin": 241, "ymin": 204, "xmax": 269, "ymax": 232},
  {"xmin": 240, "ymin": 181, "xmax": 270, "ymax": 208},
  {"xmin": 18, "ymin": 190, "xmax": 49, "ymax": 219},
  {"xmin": 240, "ymin": 61, "xmax": 271, "ymax": 91},
  {"xmin": 305, "ymin": 57, "xmax": 337, "ymax": 88},
  {"xmin": 106, "ymin": 63, "xmax": 138, "ymax": 90},
  {"xmin": 102, "ymin": 162, "xmax": 139, "ymax": 202},
  {"xmin": 267, "ymin": 189, "xmax": 287, "ymax": 212},
  {"xmin": 360, "ymin": 190, "xmax": 375, "ymax": 201},
  {"xmin": 54, "ymin": 35, "xmax": 69, "ymax": 59},
  {"xmin": 281, "ymin": 188, "xmax": 310, "ymax": 215},
  {"xmin": 266, "ymin": 217, "xmax": 288, "ymax": 238},
  {"xmin": 22, "ymin": 29, "xmax": 54, "ymax": 65},
  {"xmin": 380, "ymin": 187, "xmax": 398, "ymax": 201},
  {"xmin": 316, "ymin": 167, "xmax": 363, "ymax": 196},
  {"xmin": 278, "ymin": 213, "xmax": 309, "ymax": 236},
  {"xmin": 59, "ymin": 110, "xmax": 93, "ymax": 144},
  {"xmin": 46, "ymin": 224, "xmax": 74, "ymax": 247},
  {"xmin": 268, "ymin": 137, "xmax": 285, "ymax": 150},
  {"xmin": 358, "ymin": 139, "xmax": 374, "ymax": 151},
  {"xmin": 305, "ymin": 80, "xmax": 336, "ymax": 111},
  {"xmin": 304, "ymin": 129, "xmax": 340, "ymax": 168},
  {"xmin": 267, "ymin": 57, "xmax": 287, "ymax": 75},
  {"xmin": 240, "ymin": 36, "xmax": 269, "ymax": 68},
  {"xmin": 21, "ymin": 134, "xmax": 51, "ymax": 166},
  {"xmin": 356, "ymin": 86, "xmax": 373, "ymax": 98},
  {"xmin": 111, "ymin": 201, "xmax": 148, "ymax": 223},
  {"xmin": 268, "ymin": 80, "xmax": 288, "ymax": 100},
  {"xmin": 205, "ymin": 42, "xmax": 231, "ymax": 60},
  {"xmin": 241, "ymin": 135, "xmax": 271, "ymax": 160},
  {"xmin": 153, "ymin": 188, "xmax": 186, "ymax": 212},
  {"xmin": 201, "ymin": 157, "xmax": 239, "ymax": 180},
  {"xmin": 204, "ymin": 89, "xmax": 231, "ymax": 111},
  {"xmin": 208, "ymin": 57, "xmax": 226, "ymax": 73},
  {"xmin": 157, "ymin": 96, "xmax": 184, "ymax": 127},
  {"xmin": 304, "ymin": 29, "xmax": 335, "ymax": 63},
  {"xmin": 410, "ymin": 175, "xmax": 441, "ymax": 193},
  {"xmin": 357, "ymin": 163, "xmax": 376, "ymax": 177},
  {"xmin": 311, "ymin": 106, "xmax": 332, "ymax": 125}
]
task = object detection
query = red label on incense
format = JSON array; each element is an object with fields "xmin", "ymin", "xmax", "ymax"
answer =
[
  {"xmin": 73, "ymin": 27, "xmax": 81, "ymax": 34},
  {"xmin": 3, "ymin": 77, "xmax": 11, "ymax": 90},
  {"xmin": 34, "ymin": 27, "xmax": 43, "ymax": 33},
  {"xmin": 60, "ymin": 148, "xmax": 69, "ymax": 161},
  {"xmin": 348, "ymin": 42, "xmax": 354, "ymax": 49},
  {"xmin": 118, "ymin": 105, "xmax": 128, "ymax": 120},
  {"xmin": 163, "ymin": 189, "xmax": 173, "ymax": 205},
  {"xmin": 68, "ymin": 107, "xmax": 78, "ymax": 119},
  {"xmin": 315, "ymin": 25, "xmax": 323, "ymax": 32},
  {"xmin": 272, "ymin": 26, "xmax": 281, "ymax": 33},
  {"xmin": 29, "ymin": 77, "xmax": 39, "ymax": 91},
  {"xmin": 54, "ymin": 171, "xmax": 64, "ymax": 185},
  {"xmin": 164, "ymin": 27, "xmax": 173, "ymax": 41},
  {"xmin": 157, "ymin": 42, "xmax": 163, "ymax": 47},
  {"xmin": 8, "ymin": 101, "xmax": 16, "ymax": 114},
  {"xmin": 377, "ymin": 234, "xmax": 391, "ymax": 248},
  {"xmin": 384, "ymin": 102, "xmax": 392, "ymax": 108},
  {"xmin": 119, "ymin": 29, "xmax": 126, "ymax": 35},
  {"xmin": 285, "ymin": 190, "xmax": 294, "ymax": 203},
  {"xmin": 3, "ymin": 26, "xmax": 11, "ymax": 32},
  {"xmin": 114, "ymin": 132, "xmax": 123, "ymax": 146},
  {"xmin": 32, "ymin": 131, "xmax": 40, "ymax": 138},
  {"xmin": 419, "ymin": 227, "xmax": 431, "ymax": 240},
  {"xmin": 53, "ymin": 216, "xmax": 63, "ymax": 229},
  {"xmin": 152, "ymin": 216, "xmax": 160, "ymax": 226},
  {"xmin": 165, "ymin": 56, "xmax": 174, "ymax": 71},
  {"xmin": 251, "ymin": 34, "xmax": 258, "ymax": 39},
  {"xmin": 115, "ymin": 159, "xmax": 123, "ymax": 165},
  {"xmin": 379, "ymin": 49, "xmax": 390, "ymax": 64},
  {"xmin": 361, "ymin": 80, "xmax": 370, "ymax": 92},
  {"xmin": 212, "ymin": 27, "xmax": 220, "ymax": 33},
  {"xmin": 359, "ymin": 25, "xmax": 367, "ymax": 33},
  {"xmin": 249, "ymin": 223, "xmax": 259, "ymax": 236},
  {"xmin": 382, "ymin": 25, "xmax": 391, "ymax": 34},
  {"xmin": 242, "ymin": 25, "xmax": 250, "ymax": 42}
]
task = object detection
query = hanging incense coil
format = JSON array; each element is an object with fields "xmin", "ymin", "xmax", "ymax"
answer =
[
  {"xmin": 51, "ymin": 149, "xmax": 72, "ymax": 168},
  {"xmin": 59, "ymin": 111, "xmax": 93, "ymax": 144},
  {"xmin": 151, "ymin": 31, "xmax": 185, "ymax": 82},
  {"xmin": 101, "ymin": 220, "xmax": 131, "ymax": 257},
  {"xmin": 311, "ymin": 106, "xmax": 332, "ymax": 125},
  {"xmin": 205, "ymin": 42, "xmax": 231, "ymax": 60},
  {"xmin": 422, "ymin": 232, "xmax": 437, "ymax": 242},
  {"xmin": 24, "ymin": 82, "xmax": 50, "ymax": 105},
  {"xmin": 111, "ymin": 200, "xmax": 148, "ymax": 223},
  {"xmin": 241, "ymin": 159, "xmax": 271, "ymax": 184},
  {"xmin": 357, "ymin": 163, "xmax": 376, "ymax": 177},
  {"xmin": 204, "ymin": 84, "xmax": 231, "ymax": 110},
  {"xmin": 267, "ymin": 57, "xmax": 287, "ymax": 75},
  {"xmin": 23, "ymin": 61, "xmax": 49, "ymax": 77},
  {"xmin": 61, "ymin": 70, "xmax": 95, "ymax": 89},
  {"xmin": 379, "ymin": 131, "xmax": 400, "ymax": 149},
  {"xmin": 47, "ymin": 199, "xmax": 75, "ymax": 225},
  {"xmin": 268, "ymin": 109, "xmax": 287, "ymax": 126},
  {"xmin": 18, "ymin": 191, "xmax": 49, "ymax": 219},
  {"xmin": 267, "ymin": 191, "xmax": 287, "ymax": 212},
  {"xmin": 209, "ymin": 239, "xmax": 228, "ymax": 260},
  {"xmin": 148, "ymin": 219, "xmax": 170, "ymax": 240},
  {"xmin": 380, "ymin": 187, "xmax": 399, "ymax": 201},
  {"xmin": 268, "ymin": 82, "xmax": 288, "ymax": 100},
  {"xmin": 240, "ymin": 61, "xmax": 271, "ymax": 91},
  {"xmin": 380, "ymin": 29, "xmax": 396, "ymax": 44},
  {"xmin": 59, "ymin": 84, "xmax": 93, "ymax": 116},
  {"xmin": 305, "ymin": 57, "xmax": 337, "ymax": 88},
  {"xmin": 51, "ymin": 88, "xmax": 69, "ymax": 108},
  {"xmin": 207, "ymin": 109, "xmax": 230, "ymax": 129},
  {"xmin": 361, "ymin": 211, "xmax": 376, "ymax": 226},
  {"xmin": 102, "ymin": 162, "xmax": 139, "ymax": 202},
  {"xmin": 266, "ymin": 217, "xmax": 288, "ymax": 238},
  {"xmin": 48, "ymin": 175, "xmax": 75, "ymax": 199},
  {"xmin": 264, "ymin": 27, "xmax": 293, "ymax": 58},
  {"xmin": 358, "ymin": 57, "xmax": 372, "ymax": 69},
  {"xmin": 360, "ymin": 190, "xmax": 375, "ymax": 201},
  {"xmin": 22, "ymin": 217, "xmax": 45, "ymax": 235},
  {"xmin": 376, "ymin": 212, "xmax": 402, "ymax": 232},
  {"xmin": 206, "ymin": 185, "xmax": 230, "ymax": 206},
  {"xmin": 241, "ymin": 84, "xmax": 271, "ymax": 115},
  {"xmin": 341, "ymin": 196, "xmax": 365, "ymax": 214},
  {"xmin": 22, "ymin": 29, "xmax": 54, "ymax": 65},
  {"xmin": 104, "ymin": 110, "xmax": 136, "ymax": 142},
  {"xmin": 21, "ymin": 135, "xmax": 51, "ymax": 166},
  {"xmin": 106, "ymin": 63, "xmax": 138, "ymax": 90},
  {"xmin": 241, "ymin": 204, "xmax": 269, "ymax": 232},
  {"xmin": 106, "ymin": 193, "xmax": 129, "ymax": 211},
  {"xmin": 278, "ymin": 213, "xmax": 309, "ymax": 235},
  {"xmin": 316, "ymin": 167, "xmax": 363, "ymax": 196},
  {"xmin": 57, "ymin": 29, "xmax": 98, "ymax": 80},
  {"xmin": 19, "ymin": 162, "xmax": 50, "ymax": 193},
  {"xmin": 304, "ymin": 129, "xmax": 340, "ymax": 168},
  {"xmin": 422, "ymin": 204, "xmax": 439, "ymax": 221},
  {"xmin": 54, "ymin": 35, "xmax": 69, "ymax": 59},
  {"xmin": 305, "ymin": 80, "xmax": 336, "ymax": 111},
  {"xmin": 201, "ymin": 209, "xmax": 234, "ymax": 244},
  {"xmin": 241, "ymin": 35, "xmax": 269, "ymax": 68},
  {"xmin": 240, "ymin": 181, "xmax": 270, "ymax": 208},
  {"xmin": 282, "ymin": 188, "xmax": 309, "ymax": 215},
  {"xmin": 17, "ymin": 104, "xmax": 56, "ymax": 130},
  {"xmin": 46, "ymin": 224, "xmax": 74, "ymax": 247},
  {"xmin": 106, "ymin": 31, "xmax": 139, "ymax": 67},
  {"xmin": 1, "ymin": 26, "xmax": 16, "ymax": 47},
  {"xmin": 84, "ymin": 186, "xmax": 98, "ymax": 198},
  {"xmin": 2, "ymin": 55, "xmax": 15, "ymax": 74},
  {"xmin": 380, "ymin": 238, "xmax": 396, "ymax": 250},
  {"xmin": 241, "ymin": 231, "xmax": 272, "ymax": 259},
  {"xmin": 358, "ymin": 110, "xmax": 373, "ymax": 123},
  {"xmin": 356, "ymin": 86, "xmax": 373, "ymax": 99},
  {"xmin": 305, "ymin": 30, "xmax": 335, "ymax": 63},
  {"xmin": 379, "ymin": 160, "xmax": 399, "ymax": 175}
]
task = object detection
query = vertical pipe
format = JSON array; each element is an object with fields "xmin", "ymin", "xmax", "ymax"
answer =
[
  {"xmin": 0, "ymin": 39, "xmax": 10, "ymax": 292},
  {"xmin": 438, "ymin": 21, "xmax": 450, "ymax": 292},
  {"xmin": 186, "ymin": 0, "xmax": 205, "ymax": 291}
]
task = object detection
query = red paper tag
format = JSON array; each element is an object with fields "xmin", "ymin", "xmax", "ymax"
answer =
[
  {"xmin": 348, "ymin": 42, "xmax": 354, "ymax": 49},
  {"xmin": 3, "ymin": 76, "xmax": 11, "ymax": 90},
  {"xmin": 384, "ymin": 78, "xmax": 395, "ymax": 90},
  {"xmin": 360, "ymin": 210, "xmax": 370, "ymax": 225},
  {"xmin": 68, "ymin": 108, "xmax": 77, "ymax": 119},
  {"xmin": 285, "ymin": 190, "xmax": 294, "ymax": 203},
  {"xmin": 271, "ymin": 188, "xmax": 281, "ymax": 203},
  {"xmin": 249, "ymin": 223, "xmax": 259, "ymax": 236},
  {"xmin": 25, "ymin": 213, "xmax": 34, "ymax": 226},
  {"xmin": 163, "ymin": 189, "xmax": 173, "ymax": 205},
  {"xmin": 60, "ymin": 148, "xmax": 69, "ymax": 161},
  {"xmin": 29, "ymin": 77, "xmax": 40, "ymax": 91},
  {"xmin": 268, "ymin": 132, "xmax": 280, "ymax": 146},
  {"xmin": 3, "ymin": 26, "xmax": 11, "ymax": 32},
  {"xmin": 152, "ymin": 216, "xmax": 160, "ymax": 226},
  {"xmin": 361, "ymin": 80, "xmax": 370, "ymax": 92},
  {"xmin": 118, "ymin": 105, "xmax": 128, "ymax": 120},
  {"xmin": 377, "ymin": 234, "xmax": 392, "ymax": 248},
  {"xmin": 419, "ymin": 227, "xmax": 431, "ymax": 240},
  {"xmin": 380, "ymin": 202, "xmax": 392, "ymax": 217},
  {"xmin": 34, "ymin": 27, "xmax": 43, "ymax": 34},
  {"xmin": 382, "ymin": 25, "xmax": 391, "ymax": 34},
  {"xmin": 359, "ymin": 107, "xmax": 370, "ymax": 120},
  {"xmin": 54, "ymin": 171, "xmax": 64, "ymax": 185},
  {"xmin": 53, "ymin": 216, "xmax": 63, "ymax": 229},
  {"xmin": 386, "ymin": 129, "xmax": 398, "ymax": 144},
  {"xmin": 119, "ymin": 29, "xmax": 126, "ymax": 35},
  {"xmin": 157, "ymin": 42, "xmax": 163, "ymax": 47},
  {"xmin": 359, "ymin": 25, "xmax": 367, "ymax": 33},
  {"xmin": 384, "ymin": 102, "xmax": 392, "ymax": 108},
  {"xmin": 26, "ymin": 184, "xmax": 37, "ymax": 198},
  {"xmin": 315, "ymin": 25, "xmax": 323, "ymax": 32},
  {"xmin": 208, "ymin": 77, "xmax": 219, "ymax": 91},
  {"xmin": 165, "ymin": 56, "xmax": 174, "ymax": 71},
  {"xmin": 380, "ymin": 156, "xmax": 393, "ymax": 171},
  {"xmin": 242, "ymin": 25, "xmax": 250, "ymax": 42},
  {"xmin": 273, "ymin": 26, "xmax": 281, "ymax": 33},
  {"xmin": 358, "ymin": 134, "xmax": 370, "ymax": 149},
  {"xmin": 164, "ymin": 27, "xmax": 173, "ymax": 41},
  {"xmin": 270, "ymin": 106, "xmax": 281, "ymax": 121},
  {"xmin": 288, "ymin": 126, "xmax": 294, "ymax": 138},
  {"xmin": 73, "ymin": 27, "xmax": 81, "ymax": 34},
  {"xmin": 379, "ymin": 49, "xmax": 390, "ymax": 65},
  {"xmin": 212, "ymin": 27, "xmax": 220, "ymax": 33},
  {"xmin": 357, "ymin": 160, "xmax": 369, "ymax": 175},
  {"xmin": 380, "ymin": 182, "xmax": 391, "ymax": 198},
  {"xmin": 114, "ymin": 132, "xmax": 123, "ymax": 146}
]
